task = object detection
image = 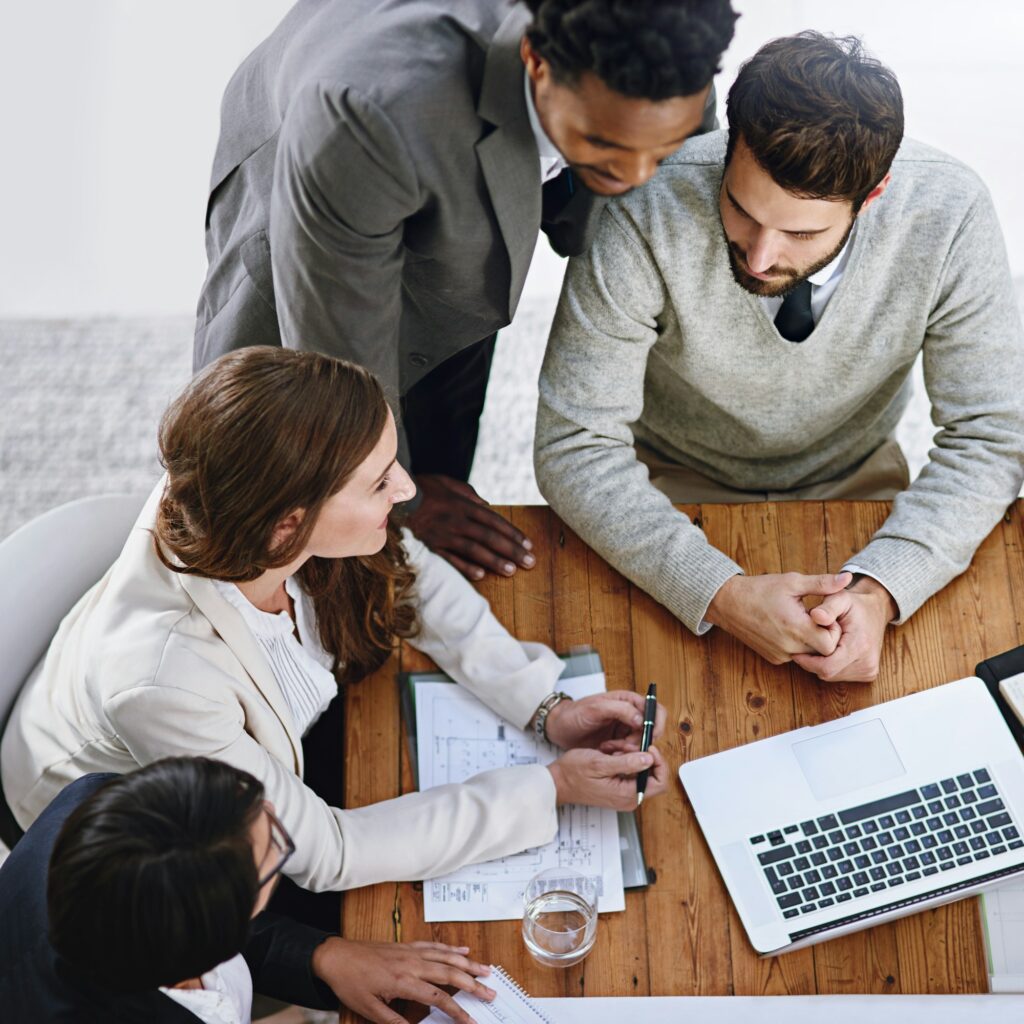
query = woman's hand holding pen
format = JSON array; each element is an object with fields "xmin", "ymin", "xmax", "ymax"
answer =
[
  {"xmin": 543, "ymin": 690, "xmax": 667, "ymax": 752},
  {"xmin": 547, "ymin": 746, "xmax": 668, "ymax": 811}
]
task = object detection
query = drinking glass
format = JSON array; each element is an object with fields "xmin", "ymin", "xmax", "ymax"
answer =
[{"xmin": 521, "ymin": 868, "xmax": 599, "ymax": 967}]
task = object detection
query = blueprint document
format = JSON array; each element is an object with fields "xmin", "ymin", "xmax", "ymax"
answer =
[{"xmin": 416, "ymin": 671, "xmax": 625, "ymax": 922}]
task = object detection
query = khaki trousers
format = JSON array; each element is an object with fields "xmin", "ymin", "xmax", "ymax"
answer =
[{"xmin": 636, "ymin": 437, "xmax": 911, "ymax": 504}]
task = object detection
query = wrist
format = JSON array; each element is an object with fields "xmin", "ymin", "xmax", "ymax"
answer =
[
  {"xmin": 705, "ymin": 573, "xmax": 743, "ymax": 628},
  {"xmin": 531, "ymin": 691, "xmax": 572, "ymax": 743},
  {"xmin": 547, "ymin": 761, "xmax": 567, "ymax": 805},
  {"xmin": 540, "ymin": 697, "xmax": 569, "ymax": 745},
  {"xmin": 311, "ymin": 935, "xmax": 346, "ymax": 983},
  {"xmin": 849, "ymin": 575, "xmax": 897, "ymax": 621}
]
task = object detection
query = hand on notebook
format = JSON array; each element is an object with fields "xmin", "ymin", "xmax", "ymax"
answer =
[
  {"xmin": 793, "ymin": 576, "xmax": 897, "ymax": 683},
  {"xmin": 312, "ymin": 936, "xmax": 495, "ymax": 1024},
  {"xmin": 548, "ymin": 746, "xmax": 667, "ymax": 810},
  {"xmin": 706, "ymin": 572, "xmax": 849, "ymax": 664},
  {"xmin": 544, "ymin": 690, "xmax": 667, "ymax": 751}
]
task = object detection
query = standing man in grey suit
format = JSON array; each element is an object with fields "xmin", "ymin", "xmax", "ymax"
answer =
[{"xmin": 194, "ymin": 0, "xmax": 737, "ymax": 581}]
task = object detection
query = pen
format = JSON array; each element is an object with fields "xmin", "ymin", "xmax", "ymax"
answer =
[{"xmin": 636, "ymin": 682, "xmax": 656, "ymax": 807}]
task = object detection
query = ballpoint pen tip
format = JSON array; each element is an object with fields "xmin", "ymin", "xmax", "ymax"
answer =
[{"xmin": 637, "ymin": 792, "xmax": 644, "ymax": 807}]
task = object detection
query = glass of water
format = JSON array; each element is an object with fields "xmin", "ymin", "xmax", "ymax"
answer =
[{"xmin": 521, "ymin": 868, "xmax": 599, "ymax": 967}]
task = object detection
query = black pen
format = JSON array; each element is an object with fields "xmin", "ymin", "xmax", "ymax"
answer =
[{"xmin": 636, "ymin": 682, "xmax": 657, "ymax": 807}]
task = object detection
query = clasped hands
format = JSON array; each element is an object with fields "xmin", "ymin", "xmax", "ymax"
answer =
[{"xmin": 706, "ymin": 570, "xmax": 898, "ymax": 683}]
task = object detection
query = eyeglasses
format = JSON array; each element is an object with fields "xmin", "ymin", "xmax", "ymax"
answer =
[{"xmin": 256, "ymin": 804, "xmax": 296, "ymax": 888}]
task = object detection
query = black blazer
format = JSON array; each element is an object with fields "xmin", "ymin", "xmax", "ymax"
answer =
[{"xmin": 0, "ymin": 774, "xmax": 338, "ymax": 1023}]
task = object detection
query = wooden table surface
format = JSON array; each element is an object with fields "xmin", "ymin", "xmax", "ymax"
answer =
[{"xmin": 341, "ymin": 500, "xmax": 1024, "ymax": 1019}]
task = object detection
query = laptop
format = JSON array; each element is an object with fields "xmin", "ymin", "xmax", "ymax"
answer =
[{"xmin": 678, "ymin": 676, "xmax": 1024, "ymax": 955}]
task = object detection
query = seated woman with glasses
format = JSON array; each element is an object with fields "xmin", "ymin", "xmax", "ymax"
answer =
[
  {"xmin": 0, "ymin": 757, "xmax": 492, "ymax": 1023},
  {"xmin": 1, "ymin": 346, "xmax": 667, "ymax": 923}
]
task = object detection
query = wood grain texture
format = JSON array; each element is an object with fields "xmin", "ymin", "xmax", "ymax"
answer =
[{"xmin": 338, "ymin": 501, "xmax": 1009, "ymax": 1021}]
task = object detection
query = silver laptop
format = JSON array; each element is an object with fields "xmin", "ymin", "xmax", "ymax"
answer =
[{"xmin": 678, "ymin": 676, "xmax": 1024, "ymax": 955}]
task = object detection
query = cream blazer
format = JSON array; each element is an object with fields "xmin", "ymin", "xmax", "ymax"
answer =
[{"xmin": 1, "ymin": 486, "xmax": 561, "ymax": 891}]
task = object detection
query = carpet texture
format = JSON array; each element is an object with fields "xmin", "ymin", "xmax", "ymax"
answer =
[{"xmin": 2, "ymin": 280, "xmax": 1023, "ymax": 541}]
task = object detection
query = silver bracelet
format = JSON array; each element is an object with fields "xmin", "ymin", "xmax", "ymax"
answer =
[{"xmin": 533, "ymin": 691, "xmax": 572, "ymax": 742}]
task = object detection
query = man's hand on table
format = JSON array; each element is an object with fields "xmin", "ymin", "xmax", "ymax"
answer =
[
  {"xmin": 407, "ymin": 474, "xmax": 536, "ymax": 581},
  {"xmin": 706, "ymin": 572, "xmax": 851, "ymax": 664},
  {"xmin": 312, "ymin": 936, "xmax": 494, "ymax": 1024},
  {"xmin": 793, "ymin": 576, "xmax": 898, "ymax": 683},
  {"xmin": 543, "ymin": 691, "xmax": 668, "ymax": 752}
]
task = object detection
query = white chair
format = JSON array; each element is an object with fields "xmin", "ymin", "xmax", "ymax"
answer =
[{"xmin": 0, "ymin": 493, "xmax": 148, "ymax": 846}]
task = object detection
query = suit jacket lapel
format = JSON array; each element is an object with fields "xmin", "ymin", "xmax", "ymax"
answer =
[
  {"xmin": 177, "ymin": 571, "xmax": 304, "ymax": 774},
  {"xmin": 476, "ymin": 6, "xmax": 541, "ymax": 315}
]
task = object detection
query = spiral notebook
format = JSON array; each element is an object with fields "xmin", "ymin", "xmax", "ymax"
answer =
[{"xmin": 423, "ymin": 966, "xmax": 559, "ymax": 1024}]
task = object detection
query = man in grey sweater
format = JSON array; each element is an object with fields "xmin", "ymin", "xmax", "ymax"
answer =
[{"xmin": 535, "ymin": 32, "xmax": 1024, "ymax": 683}]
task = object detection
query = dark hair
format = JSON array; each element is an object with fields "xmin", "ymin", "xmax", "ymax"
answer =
[
  {"xmin": 726, "ymin": 31, "xmax": 904, "ymax": 210},
  {"xmin": 156, "ymin": 346, "xmax": 417, "ymax": 687},
  {"xmin": 523, "ymin": 0, "xmax": 738, "ymax": 100},
  {"xmin": 48, "ymin": 758, "xmax": 265, "ymax": 993}
]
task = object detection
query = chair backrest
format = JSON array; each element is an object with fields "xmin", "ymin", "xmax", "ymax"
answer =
[{"xmin": 0, "ymin": 494, "xmax": 148, "ymax": 730}]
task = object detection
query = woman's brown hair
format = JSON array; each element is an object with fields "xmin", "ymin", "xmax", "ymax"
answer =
[{"xmin": 156, "ymin": 346, "xmax": 417, "ymax": 685}]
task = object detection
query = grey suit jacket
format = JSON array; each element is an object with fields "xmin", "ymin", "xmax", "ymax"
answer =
[
  {"xmin": 194, "ymin": 0, "xmax": 714, "ymax": 407},
  {"xmin": 194, "ymin": 0, "xmax": 578, "ymax": 388}
]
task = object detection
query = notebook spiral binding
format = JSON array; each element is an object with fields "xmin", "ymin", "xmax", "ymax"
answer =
[{"xmin": 492, "ymin": 965, "xmax": 558, "ymax": 1024}]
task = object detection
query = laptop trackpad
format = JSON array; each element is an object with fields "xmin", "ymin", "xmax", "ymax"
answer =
[{"xmin": 792, "ymin": 718, "xmax": 905, "ymax": 801}]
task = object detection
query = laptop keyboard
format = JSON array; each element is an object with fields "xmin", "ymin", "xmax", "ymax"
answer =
[{"xmin": 750, "ymin": 768, "xmax": 1022, "ymax": 920}]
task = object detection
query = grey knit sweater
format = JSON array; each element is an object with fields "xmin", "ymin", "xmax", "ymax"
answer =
[{"xmin": 534, "ymin": 131, "xmax": 1024, "ymax": 634}]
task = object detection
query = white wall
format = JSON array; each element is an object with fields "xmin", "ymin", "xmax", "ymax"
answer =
[
  {"xmin": 0, "ymin": 0, "xmax": 293, "ymax": 319},
  {"xmin": 1, "ymin": 1, "xmax": 1021, "ymax": 319}
]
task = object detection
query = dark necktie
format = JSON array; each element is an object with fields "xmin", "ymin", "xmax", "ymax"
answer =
[
  {"xmin": 541, "ymin": 167, "xmax": 575, "ymax": 223},
  {"xmin": 773, "ymin": 279, "xmax": 814, "ymax": 342}
]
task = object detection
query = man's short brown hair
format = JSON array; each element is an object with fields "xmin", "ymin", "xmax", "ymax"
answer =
[{"xmin": 725, "ymin": 31, "xmax": 904, "ymax": 210}]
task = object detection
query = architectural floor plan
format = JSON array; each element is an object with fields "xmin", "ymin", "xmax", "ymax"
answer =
[{"xmin": 415, "ymin": 672, "xmax": 625, "ymax": 922}]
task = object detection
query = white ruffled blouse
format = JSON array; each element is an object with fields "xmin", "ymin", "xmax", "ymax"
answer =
[{"xmin": 211, "ymin": 575, "xmax": 336, "ymax": 737}]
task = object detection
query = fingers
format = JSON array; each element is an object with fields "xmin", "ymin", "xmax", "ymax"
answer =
[
  {"xmin": 595, "ymin": 749, "xmax": 654, "ymax": 778},
  {"xmin": 408, "ymin": 945, "xmax": 491, "ymax": 981},
  {"xmin": 435, "ymin": 534, "xmax": 527, "ymax": 578},
  {"xmin": 464, "ymin": 501, "xmax": 532, "ymax": 552},
  {"xmin": 363, "ymin": 995, "xmax": 414, "ymax": 1024},
  {"xmin": 599, "ymin": 738, "xmax": 640, "ymax": 754},
  {"xmin": 644, "ymin": 745, "xmax": 669, "ymax": 797},
  {"xmin": 590, "ymin": 693, "xmax": 647, "ymax": 731},
  {"xmin": 408, "ymin": 983, "xmax": 477, "ymax": 1024},
  {"xmin": 798, "ymin": 620, "xmax": 841, "ymax": 657},
  {"xmin": 790, "ymin": 571, "xmax": 852, "ymax": 597},
  {"xmin": 596, "ymin": 691, "xmax": 667, "ymax": 740},
  {"xmin": 451, "ymin": 517, "xmax": 536, "ymax": 570},
  {"xmin": 436, "ymin": 549, "xmax": 488, "ymax": 582},
  {"xmin": 810, "ymin": 591, "xmax": 853, "ymax": 627},
  {"xmin": 794, "ymin": 639, "xmax": 876, "ymax": 683}
]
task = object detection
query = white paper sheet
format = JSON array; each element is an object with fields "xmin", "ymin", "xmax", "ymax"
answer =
[
  {"xmin": 534, "ymin": 995, "xmax": 1024, "ymax": 1023},
  {"xmin": 416, "ymin": 672, "xmax": 625, "ymax": 922},
  {"xmin": 981, "ymin": 878, "xmax": 1024, "ymax": 991}
]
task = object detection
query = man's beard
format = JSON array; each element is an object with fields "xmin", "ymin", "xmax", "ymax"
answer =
[{"xmin": 725, "ymin": 217, "xmax": 855, "ymax": 298}]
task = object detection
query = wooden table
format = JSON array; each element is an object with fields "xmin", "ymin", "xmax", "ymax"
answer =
[{"xmin": 342, "ymin": 501, "xmax": 1023, "ymax": 1018}]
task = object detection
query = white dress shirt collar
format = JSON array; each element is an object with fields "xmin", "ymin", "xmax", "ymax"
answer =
[
  {"xmin": 161, "ymin": 953, "xmax": 252, "ymax": 1024},
  {"xmin": 524, "ymin": 71, "xmax": 568, "ymax": 184}
]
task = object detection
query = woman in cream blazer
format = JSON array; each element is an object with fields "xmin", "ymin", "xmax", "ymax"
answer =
[{"xmin": 2, "ymin": 348, "xmax": 665, "ymax": 894}]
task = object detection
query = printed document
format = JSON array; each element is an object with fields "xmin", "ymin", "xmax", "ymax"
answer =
[{"xmin": 416, "ymin": 671, "xmax": 625, "ymax": 922}]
